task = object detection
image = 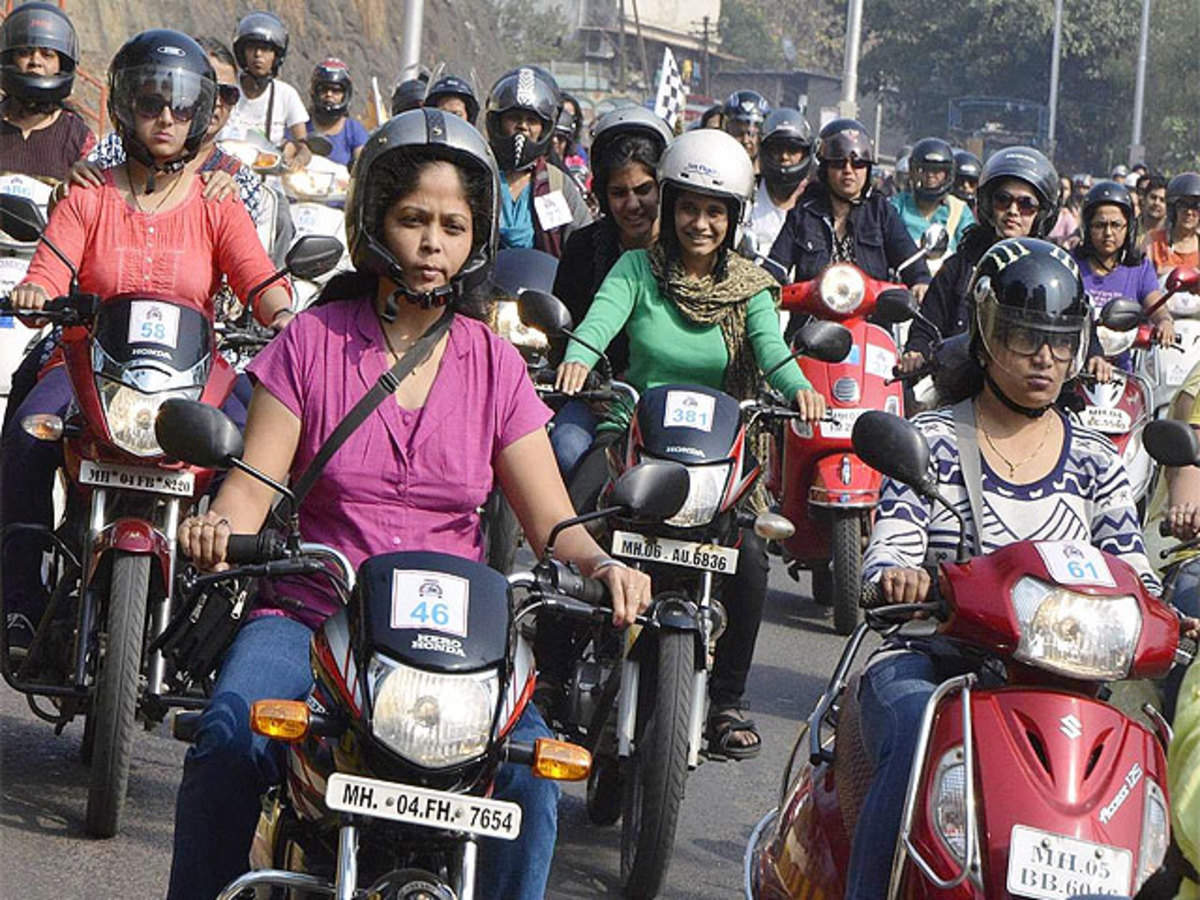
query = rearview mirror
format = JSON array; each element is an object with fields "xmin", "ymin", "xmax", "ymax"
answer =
[
  {"xmin": 304, "ymin": 133, "xmax": 333, "ymax": 158},
  {"xmin": 1143, "ymin": 419, "xmax": 1200, "ymax": 467},
  {"xmin": 608, "ymin": 459, "xmax": 689, "ymax": 522},
  {"xmin": 155, "ymin": 399, "xmax": 245, "ymax": 469},
  {"xmin": 491, "ymin": 248, "xmax": 560, "ymax": 299},
  {"xmin": 1166, "ymin": 266, "xmax": 1200, "ymax": 294},
  {"xmin": 875, "ymin": 288, "xmax": 919, "ymax": 325},
  {"xmin": 0, "ymin": 194, "xmax": 45, "ymax": 243},
  {"xmin": 285, "ymin": 235, "xmax": 344, "ymax": 280},
  {"xmin": 1097, "ymin": 297, "xmax": 1143, "ymax": 332},
  {"xmin": 852, "ymin": 411, "xmax": 933, "ymax": 492},
  {"xmin": 793, "ymin": 320, "xmax": 852, "ymax": 363},
  {"xmin": 919, "ymin": 223, "xmax": 950, "ymax": 260},
  {"xmin": 518, "ymin": 289, "xmax": 574, "ymax": 336}
]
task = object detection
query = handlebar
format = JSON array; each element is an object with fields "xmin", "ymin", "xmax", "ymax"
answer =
[
  {"xmin": 0, "ymin": 292, "xmax": 97, "ymax": 325},
  {"xmin": 225, "ymin": 529, "xmax": 288, "ymax": 564}
]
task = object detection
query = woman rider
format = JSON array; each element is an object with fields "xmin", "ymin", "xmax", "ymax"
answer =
[
  {"xmin": 167, "ymin": 108, "xmax": 650, "ymax": 900},
  {"xmin": 2, "ymin": 31, "xmax": 291, "ymax": 655},
  {"xmin": 548, "ymin": 106, "xmax": 673, "ymax": 479},
  {"xmin": 847, "ymin": 238, "xmax": 1168, "ymax": 899},
  {"xmin": 552, "ymin": 128, "xmax": 827, "ymax": 758}
]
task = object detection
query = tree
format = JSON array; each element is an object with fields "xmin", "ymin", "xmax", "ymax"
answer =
[
  {"xmin": 490, "ymin": 0, "xmax": 577, "ymax": 72},
  {"xmin": 719, "ymin": 0, "xmax": 785, "ymax": 67}
]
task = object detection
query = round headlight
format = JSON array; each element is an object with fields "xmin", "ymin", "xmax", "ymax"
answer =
[{"xmin": 818, "ymin": 264, "xmax": 866, "ymax": 315}]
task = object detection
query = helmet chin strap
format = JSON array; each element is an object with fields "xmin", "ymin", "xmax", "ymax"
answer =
[
  {"xmin": 380, "ymin": 280, "xmax": 456, "ymax": 322},
  {"xmin": 983, "ymin": 368, "xmax": 1051, "ymax": 418}
]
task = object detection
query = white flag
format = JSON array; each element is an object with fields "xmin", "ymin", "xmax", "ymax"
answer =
[{"xmin": 653, "ymin": 47, "xmax": 687, "ymax": 130}]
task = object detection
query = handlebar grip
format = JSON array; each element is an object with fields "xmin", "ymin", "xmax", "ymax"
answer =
[
  {"xmin": 1161, "ymin": 519, "xmax": 1173, "ymax": 538},
  {"xmin": 860, "ymin": 581, "xmax": 882, "ymax": 609},
  {"xmin": 576, "ymin": 574, "xmax": 610, "ymax": 607},
  {"xmin": 225, "ymin": 530, "xmax": 287, "ymax": 564}
]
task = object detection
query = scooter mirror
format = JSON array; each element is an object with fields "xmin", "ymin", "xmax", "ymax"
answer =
[
  {"xmin": 1097, "ymin": 297, "xmax": 1143, "ymax": 332},
  {"xmin": 608, "ymin": 459, "xmax": 689, "ymax": 522},
  {"xmin": 0, "ymin": 194, "xmax": 45, "ymax": 243},
  {"xmin": 919, "ymin": 223, "xmax": 950, "ymax": 259},
  {"xmin": 155, "ymin": 399, "xmax": 245, "ymax": 469},
  {"xmin": 517, "ymin": 289, "xmax": 574, "ymax": 336},
  {"xmin": 491, "ymin": 249, "xmax": 560, "ymax": 300},
  {"xmin": 874, "ymin": 288, "xmax": 919, "ymax": 325},
  {"xmin": 1143, "ymin": 419, "xmax": 1200, "ymax": 467},
  {"xmin": 1166, "ymin": 266, "xmax": 1200, "ymax": 294},
  {"xmin": 737, "ymin": 231, "xmax": 760, "ymax": 259},
  {"xmin": 852, "ymin": 411, "xmax": 933, "ymax": 493},
  {"xmin": 793, "ymin": 320, "xmax": 852, "ymax": 363},
  {"xmin": 285, "ymin": 235, "xmax": 344, "ymax": 280},
  {"xmin": 304, "ymin": 134, "xmax": 334, "ymax": 158}
]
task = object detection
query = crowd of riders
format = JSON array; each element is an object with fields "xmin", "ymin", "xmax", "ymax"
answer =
[{"xmin": 3, "ymin": 1, "xmax": 1200, "ymax": 896}]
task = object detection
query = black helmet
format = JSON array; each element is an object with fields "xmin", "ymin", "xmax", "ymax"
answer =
[
  {"xmin": 952, "ymin": 148, "xmax": 982, "ymax": 201},
  {"xmin": 558, "ymin": 92, "xmax": 583, "ymax": 144},
  {"xmin": 424, "ymin": 74, "xmax": 479, "ymax": 123},
  {"xmin": 233, "ymin": 11, "xmax": 287, "ymax": 75},
  {"xmin": 1166, "ymin": 172, "xmax": 1200, "ymax": 231},
  {"xmin": 391, "ymin": 78, "xmax": 426, "ymax": 115},
  {"xmin": 976, "ymin": 146, "xmax": 1059, "ymax": 238},
  {"xmin": 310, "ymin": 57, "xmax": 352, "ymax": 117},
  {"xmin": 759, "ymin": 108, "xmax": 813, "ymax": 191},
  {"xmin": 484, "ymin": 66, "xmax": 560, "ymax": 172},
  {"xmin": 722, "ymin": 89, "xmax": 769, "ymax": 126},
  {"xmin": 816, "ymin": 117, "xmax": 874, "ymax": 197},
  {"xmin": 969, "ymin": 237, "xmax": 1090, "ymax": 382},
  {"xmin": 1081, "ymin": 180, "xmax": 1137, "ymax": 263},
  {"xmin": 588, "ymin": 106, "xmax": 671, "ymax": 215},
  {"xmin": 552, "ymin": 104, "xmax": 578, "ymax": 148},
  {"xmin": 107, "ymin": 31, "xmax": 216, "ymax": 182},
  {"xmin": 345, "ymin": 108, "xmax": 500, "ymax": 310},
  {"xmin": 0, "ymin": 1, "xmax": 78, "ymax": 105},
  {"xmin": 909, "ymin": 137, "xmax": 955, "ymax": 203}
]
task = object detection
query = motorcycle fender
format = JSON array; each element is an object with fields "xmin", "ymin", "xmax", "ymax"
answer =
[
  {"xmin": 650, "ymin": 595, "xmax": 701, "ymax": 632},
  {"xmin": 808, "ymin": 453, "xmax": 880, "ymax": 508},
  {"xmin": 87, "ymin": 518, "xmax": 173, "ymax": 589}
]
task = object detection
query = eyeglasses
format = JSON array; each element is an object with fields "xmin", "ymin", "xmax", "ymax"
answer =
[
  {"xmin": 132, "ymin": 93, "xmax": 200, "ymax": 122},
  {"xmin": 825, "ymin": 157, "xmax": 870, "ymax": 171},
  {"xmin": 992, "ymin": 190, "xmax": 1040, "ymax": 215},
  {"xmin": 1000, "ymin": 324, "xmax": 1080, "ymax": 362},
  {"xmin": 1089, "ymin": 219, "xmax": 1127, "ymax": 233},
  {"xmin": 217, "ymin": 83, "xmax": 240, "ymax": 106}
]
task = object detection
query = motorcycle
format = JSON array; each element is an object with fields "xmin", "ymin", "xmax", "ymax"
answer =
[
  {"xmin": 517, "ymin": 291, "xmax": 849, "ymax": 898},
  {"xmin": 0, "ymin": 193, "xmax": 341, "ymax": 836},
  {"xmin": 155, "ymin": 398, "xmax": 691, "ymax": 900},
  {"xmin": 1135, "ymin": 266, "xmax": 1200, "ymax": 421},
  {"xmin": 280, "ymin": 154, "xmax": 352, "ymax": 310},
  {"xmin": 744, "ymin": 410, "xmax": 1190, "ymax": 900}
]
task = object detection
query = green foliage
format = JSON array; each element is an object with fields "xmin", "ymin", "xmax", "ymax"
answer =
[
  {"xmin": 719, "ymin": 0, "xmax": 843, "ymax": 73},
  {"xmin": 490, "ymin": 0, "xmax": 578, "ymax": 70},
  {"xmin": 719, "ymin": 0, "xmax": 785, "ymax": 67}
]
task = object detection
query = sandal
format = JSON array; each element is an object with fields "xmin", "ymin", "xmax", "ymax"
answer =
[{"xmin": 705, "ymin": 706, "xmax": 762, "ymax": 761}]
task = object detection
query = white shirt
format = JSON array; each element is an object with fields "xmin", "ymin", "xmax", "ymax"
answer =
[
  {"xmin": 748, "ymin": 179, "xmax": 790, "ymax": 257},
  {"xmin": 221, "ymin": 78, "xmax": 309, "ymax": 145}
]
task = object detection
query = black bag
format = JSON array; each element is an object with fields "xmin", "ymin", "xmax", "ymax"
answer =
[{"xmin": 152, "ymin": 573, "xmax": 257, "ymax": 690}]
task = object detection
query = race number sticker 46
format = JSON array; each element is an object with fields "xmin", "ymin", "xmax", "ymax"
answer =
[
  {"xmin": 1035, "ymin": 541, "xmax": 1116, "ymax": 588},
  {"xmin": 662, "ymin": 390, "xmax": 716, "ymax": 432},
  {"xmin": 127, "ymin": 300, "xmax": 180, "ymax": 348},
  {"xmin": 390, "ymin": 570, "xmax": 470, "ymax": 637}
]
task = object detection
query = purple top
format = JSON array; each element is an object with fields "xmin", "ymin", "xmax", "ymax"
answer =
[
  {"xmin": 1074, "ymin": 253, "xmax": 1160, "ymax": 369},
  {"xmin": 246, "ymin": 299, "xmax": 551, "ymax": 628}
]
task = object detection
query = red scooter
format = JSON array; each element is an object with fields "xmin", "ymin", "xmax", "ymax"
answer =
[
  {"xmin": 0, "ymin": 195, "xmax": 340, "ymax": 836},
  {"xmin": 745, "ymin": 411, "xmax": 1189, "ymax": 900}
]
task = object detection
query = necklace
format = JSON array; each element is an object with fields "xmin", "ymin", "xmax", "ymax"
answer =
[
  {"xmin": 977, "ymin": 407, "xmax": 1054, "ymax": 478},
  {"xmin": 126, "ymin": 162, "xmax": 183, "ymax": 214}
]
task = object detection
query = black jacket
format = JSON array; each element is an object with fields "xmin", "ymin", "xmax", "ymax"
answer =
[
  {"xmin": 906, "ymin": 224, "xmax": 994, "ymax": 358},
  {"xmin": 766, "ymin": 181, "xmax": 932, "ymax": 288},
  {"xmin": 550, "ymin": 218, "xmax": 630, "ymax": 374}
]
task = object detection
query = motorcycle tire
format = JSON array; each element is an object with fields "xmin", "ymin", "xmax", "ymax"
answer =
[
  {"xmin": 586, "ymin": 754, "xmax": 622, "ymax": 826},
  {"xmin": 483, "ymin": 488, "xmax": 521, "ymax": 575},
  {"xmin": 85, "ymin": 552, "xmax": 148, "ymax": 837},
  {"xmin": 620, "ymin": 630, "xmax": 694, "ymax": 898},
  {"xmin": 80, "ymin": 705, "xmax": 95, "ymax": 765},
  {"xmin": 831, "ymin": 511, "xmax": 863, "ymax": 636}
]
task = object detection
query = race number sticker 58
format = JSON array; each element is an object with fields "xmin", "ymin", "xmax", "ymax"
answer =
[
  {"xmin": 1035, "ymin": 541, "xmax": 1117, "ymax": 588},
  {"xmin": 390, "ymin": 570, "xmax": 470, "ymax": 637},
  {"xmin": 127, "ymin": 300, "xmax": 181, "ymax": 348}
]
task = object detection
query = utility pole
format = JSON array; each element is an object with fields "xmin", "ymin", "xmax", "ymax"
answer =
[
  {"xmin": 839, "ymin": 0, "xmax": 863, "ymax": 118},
  {"xmin": 1130, "ymin": 0, "xmax": 1151, "ymax": 165},
  {"xmin": 400, "ymin": 0, "xmax": 425, "ymax": 81},
  {"xmin": 1046, "ymin": 0, "xmax": 1063, "ymax": 154},
  {"xmin": 617, "ymin": 0, "xmax": 627, "ymax": 93},
  {"xmin": 630, "ymin": 0, "xmax": 651, "ymax": 93},
  {"xmin": 701, "ymin": 16, "xmax": 711, "ymax": 98}
]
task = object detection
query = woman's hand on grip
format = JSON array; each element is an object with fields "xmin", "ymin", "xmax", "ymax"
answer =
[
  {"xmin": 555, "ymin": 361, "xmax": 591, "ymax": 395},
  {"xmin": 879, "ymin": 566, "xmax": 931, "ymax": 605},
  {"xmin": 794, "ymin": 388, "xmax": 827, "ymax": 423},
  {"xmin": 179, "ymin": 510, "xmax": 232, "ymax": 571},
  {"xmin": 594, "ymin": 562, "xmax": 651, "ymax": 627}
]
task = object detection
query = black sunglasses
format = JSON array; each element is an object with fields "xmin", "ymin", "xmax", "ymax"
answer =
[
  {"xmin": 826, "ymin": 157, "xmax": 870, "ymax": 170},
  {"xmin": 217, "ymin": 83, "xmax": 241, "ymax": 106},
  {"xmin": 132, "ymin": 93, "xmax": 200, "ymax": 123},
  {"xmin": 992, "ymin": 189, "xmax": 1040, "ymax": 215}
]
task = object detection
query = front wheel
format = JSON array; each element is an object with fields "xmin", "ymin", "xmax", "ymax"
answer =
[
  {"xmin": 85, "ymin": 552, "xmax": 148, "ymax": 837},
  {"xmin": 831, "ymin": 511, "xmax": 864, "ymax": 635},
  {"xmin": 620, "ymin": 630, "xmax": 694, "ymax": 898}
]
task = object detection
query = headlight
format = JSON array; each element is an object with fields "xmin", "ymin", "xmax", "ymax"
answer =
[
  {"xmin": 1097, "ymin": 325, "xmax": 1136, "ymax": 358},
  {"xmin": 931, "ymin": 745, "xmax": 969, "ymax": 861},
  {"xmin": 1135, "ymin": 778, "xmax": 1168, "ymax": 891},
  {"xmin": 664, "ymin": 461, "xmax": 733, "ymax": 528},
  {"xmin": 96, "ymin": 378, "xmax": 201, "ymax": 457},
  {"xmin": 818, "ymin": 264, "xmax": 865, "ymax": 315},
  {"xmin": 494, "ymin": 300, "xmax": 548, "ymax": 350},
  {"xmin": 368, "ymin": 654, "xmax": 499, "ymax": 769},
  {"xmin": 283, "ymin": 169, "xmax": 344, "ymax": 201},
  {"xmin": 1011, "ymin": 576, "xmax": 1142, "ymax": 680}
]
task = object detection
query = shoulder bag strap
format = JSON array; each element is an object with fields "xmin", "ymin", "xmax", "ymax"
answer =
[
  {"xmin": 264, "ymin": 79, "xmax": 276, "ymax": 144},
  {"xmin": 291, "ymin": 307, "xmax": 455, "ymax": 504},
  {"xmin": 950, "ymin": 398, "xmax": 984, "ymax": 555}
]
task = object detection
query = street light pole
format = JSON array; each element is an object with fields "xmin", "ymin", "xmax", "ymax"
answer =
[
  {"xmin": 840, "ymin": 0, "xmax": 863, "ymax": 118},
  {"xmin": 1130, "ymin": 0, "xmax": 1151, "ymax": 165},
  {"xmin": 1046, "ymin": 0, "xmax": 1063, "ymax": 154},
  {"xmin": 400, "ymin": 0, "xmax": 425, "ymax": 81}
]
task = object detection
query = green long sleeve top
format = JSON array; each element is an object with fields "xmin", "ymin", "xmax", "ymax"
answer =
[{"xmin": 563, "ymin": 249, "xmax": 812, "ymax": 431}]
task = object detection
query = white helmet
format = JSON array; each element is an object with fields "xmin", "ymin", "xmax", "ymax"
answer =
[{"xmin": 656, "ymin": 129, "xmax": 755, "ymax": 246}]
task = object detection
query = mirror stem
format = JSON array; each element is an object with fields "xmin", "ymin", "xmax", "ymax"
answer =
[
  {"xmin": 246, "ymin": 268, "xmax": 289, "ymax": 313},
  {"xmin": 543, "ymin": 506, "xmax": 625, "ymax": 562},
  {"xmin": 922, "ymin": 484, "xmax": 971, "ymax": 563},
  {"xmin": 227, "ymin": 457, "xmax": 301, "ymax": 542},
  {"xmin": 561, "ymin": 326, "xmax": 609, "ymax": 368}
]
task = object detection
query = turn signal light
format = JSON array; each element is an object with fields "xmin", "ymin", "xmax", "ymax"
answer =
[
  {"xmin": 532, "ymin": 738, "xmax": 592, "ymax": 781},
  {"xmin": 753, "ymin": 512, "xmax": 795, "ymax": 541},
  {"xmin": 21, "ymin": 414, "xmax": 63, "ymax": 441},
  {"xmin": 250, "ymin": 699, "xmax": 311, "ymax": 741}
]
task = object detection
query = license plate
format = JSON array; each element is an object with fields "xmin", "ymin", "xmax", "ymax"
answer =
[
  {"xmin": 1079, "ymin": 406, "xmax": 1132, "ymax": 434},
  {"xmin": 324, "ymin": 772, "xmax": 522, "ymax": 840},
  {"xmin": 1006, "ymin": 824, "xmax": 1131, "ymax": 900},
  {"xmin": 819, "ymin": 408, "xmax": 866, "ymax": 438},
  {"xmin": 78, "ymin": 460, "xmax": 195, "ymax": 497},
  {"xmin": 611, "ymin": 529, "xmax": 739, "ymax": 573}
]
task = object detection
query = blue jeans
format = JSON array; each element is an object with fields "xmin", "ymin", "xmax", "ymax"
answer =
[
  {"xmin": 167, "ymin": 615, "xmax": 558, "ymax": 900},
  {"xmin": 1162, "ymin": 558, "xmax": 1200, "ymax": 722},
  {"xmin": 548, "ymin": 398, "xmax": 597, "ymax": 480}
]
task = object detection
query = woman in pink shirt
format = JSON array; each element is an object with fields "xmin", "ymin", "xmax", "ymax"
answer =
[
  {"xmin": 2, "ymin": 31, "xmax": 291, "ymax": 654},
  {"xmin": 166, "ymin": 109, "xmax": 650, "ymax": 900}
]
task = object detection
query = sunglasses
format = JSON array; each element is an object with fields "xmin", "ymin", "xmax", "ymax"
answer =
[
  {"xmin": 826, "ymin": 157, "xmax": 870, "ymax": 171},
  {"xmin": 217, "ymin": 83, "xmax": 240, "ymax": 106},
  {"xmin": 132, "ymin": 93, "xmax": 200, "ymax": 123},
  {"xmin": 992, "ymin": 190, "xmax": 1040, "ymax": 215},
  {"xmin": 1089, "ymin": 219, "xmax": 1127, "ymax": 233},
  {"xmin": 1000, "ymin": 324, "xmax": 1080, "ymax": 362}
]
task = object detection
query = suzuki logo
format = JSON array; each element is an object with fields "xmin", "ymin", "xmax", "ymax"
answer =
[{"xmin": 1059, "ymin": 714, "xmax": 1082, "ymax": 739}]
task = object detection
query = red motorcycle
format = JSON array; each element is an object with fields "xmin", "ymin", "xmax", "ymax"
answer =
[
  {"xmin": 745, "ymin": 411, "xmax": 1189, "ymax": 900},
  {"xmin": 769, "ymin": 265, "xmax": 918, "ymax": 634},
  {"xmin": 0, "ymin": 194, "xmax": 339, "ymax": 836}
]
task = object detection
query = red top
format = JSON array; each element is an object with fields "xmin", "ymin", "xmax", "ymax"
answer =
[{"xmin": 22, "ymin": 171, "xmax": 286, "ymax": 323}]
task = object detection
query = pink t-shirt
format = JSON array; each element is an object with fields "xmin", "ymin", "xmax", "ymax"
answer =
[{"xmin": 247, "ymin": 299, "xmax": 551, "ymax": 627}]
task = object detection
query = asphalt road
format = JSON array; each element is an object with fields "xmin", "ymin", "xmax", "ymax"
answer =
[{"xmin": 0, "ymin": 562, "xmax": 851, "ymax": 899}]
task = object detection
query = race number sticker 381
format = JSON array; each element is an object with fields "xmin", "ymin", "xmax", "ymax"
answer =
[
  {"xmin": 127, "ymin": 300, "xmax": 181, "ymax": 349},
  {"xmin": 1035, "ymin": 541, "xmax": 1117, "ymax": 588},
  {"xmin": 390, "ymin": 570, "xmax": 470, "ymax": 637},
  {"xmin": 663, "ymin": 390, "xmax": 716, "ymax": 432}
]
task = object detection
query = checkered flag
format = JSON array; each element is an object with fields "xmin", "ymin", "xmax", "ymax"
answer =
[{"xmin": 653, "ymin": 47, "xmax": 687, "ymax": 130}]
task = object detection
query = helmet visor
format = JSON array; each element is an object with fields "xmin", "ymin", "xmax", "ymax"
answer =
[
  {"xmin": 977, "ymin": 300, "xmax": 1089, "ymax": 371},
  {"xmin": 113, "ymin": 65, "xmax": 214, "ymax": 127},
  {"xmin": 821, "ymin": 129, "xmax": 872, "ymax": 163}
]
